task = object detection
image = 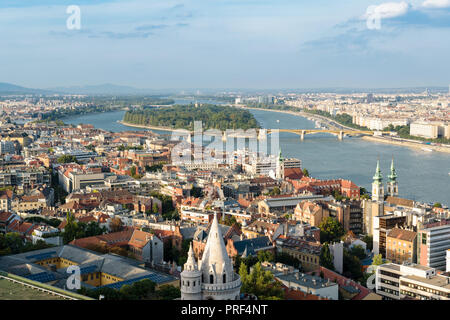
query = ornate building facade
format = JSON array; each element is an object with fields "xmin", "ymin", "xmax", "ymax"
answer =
[{"xmin": 180, "ymin": 213, "xmax": 242, "ymax": 300}]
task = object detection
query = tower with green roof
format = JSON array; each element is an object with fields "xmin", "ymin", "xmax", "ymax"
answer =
[
  {"xmin": 387, "ymin": 158, "xmax": 398, "ymax": 197},
  {"xmin": 276, "ymin": 148, "xmax": 284, "ymax": 179},
  {"xmin": 372, "ymin": 160, "xmax": 384, "ymax": 202}
]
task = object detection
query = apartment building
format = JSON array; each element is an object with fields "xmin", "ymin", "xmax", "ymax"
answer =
[
  {"xmin": 386, "ymin": 228, "xmax": 417, "ymax": 264},
  {"xmin": 180, "ymin": 206, "xmax": 217, "ymax": 225},
  {"xmin": 376, "ymin": 263, "xmax": 449, "ymax": 300},
  {"xmin": 275, "ymin": 237, "xmax": 322, "ymax": 272},
  {"xmin": 0, "ymin": 168, "xmax": 50, "ymax": 189},
  {"xmin": 410, "ymin": 121, "xmax": 450, "ymax": 139},
  {"xmin": 373, "ymin": 214, "xmax": 407, "ymax": 257},
  {"xmin": 0, "ymin": 140, "xmax": 15, "ymax": 155},
  {"xmin": 417, "ymin": 224, "xmax": 450, "ymax": 271},
  {"xmin": 57, "ymin": 165, "xmax": 108, "ymax": 193},
  {"xmin": 261, "ymin": 262, "xmax": 339, "ymax": 300}
]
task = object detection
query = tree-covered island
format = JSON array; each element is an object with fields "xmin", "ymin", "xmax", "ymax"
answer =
[{"xmin": 123, "ymin": 104, "xmax": 260, "ymax": 131}]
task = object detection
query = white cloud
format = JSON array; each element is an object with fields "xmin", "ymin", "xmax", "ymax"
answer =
[
  {"xmin": 422, "ymin": 0, "xmax": 450, "ymax": 8},
  {"xmin": 364, "ymin": 2, "xmax": 410, "ymax": 19}
]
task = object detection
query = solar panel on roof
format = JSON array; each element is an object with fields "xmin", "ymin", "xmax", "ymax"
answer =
[
  {"xmin": 25, "ymin": 272, "xmax": 56, "ymax": 283},
  {"xmin": 25, "ymin": 251, "xmax": 57, "ymax": 261},
  {"xmin": 80, "ymin": 265, "xmax": 98, "ymax": 274},
  {"xmin": 96, "ymin": 273, "xmax": 174, "ymax": 290}
]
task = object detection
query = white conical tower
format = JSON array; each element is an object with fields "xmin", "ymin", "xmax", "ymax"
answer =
[
  {"xmin": 180, "ymin": 242, "xmax": 202, "ymax": 300},
  {"xmin": 200, "ymin": 213, "xmax": 234, "ymax": 285},
  {"xmin": 197, "ymin": 212, "xmax": 241, "ymax": 300}
]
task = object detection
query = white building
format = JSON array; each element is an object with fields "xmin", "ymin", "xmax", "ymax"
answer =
[
  {"xmin": 243, "ymin": 158, "xmax": 278, "ymax": 177},
  {"xmin": 447, "ymin": 249, "xmax": 450, "ymax": 272},
  {"xmin": 274, "ymin": 268, "xmax": 339, "ymax": 300},
  {"xmin": 376, "ymin": 263, "xmax": 449, "ymax": 300},
  {"xmin": 180, "ymin": 213, "xmax": 241, "ymax": 300},
  {"xmin": 410, "ymin": 122, "xmax": 450, "ymax": 139},
  {"xmin": 31, "ymin": 225, "xmax": 63, "ymax": 246},
  {"xmin": 329, "ymin": 241, "xmax": 344, "ymax": 274},
  {"xmin": 418, "ymin": 224, "xmax": 450, "ymax": 271}
]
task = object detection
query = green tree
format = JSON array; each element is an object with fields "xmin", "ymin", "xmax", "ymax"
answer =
[
  {"xmin": 239, "ymin": 262, "xmax": 249, "ymax": 283},
  {"xmin": 362, "ymin": 235, "xmax": 373, "ymax": 251},
  {"xmin": 85, "ymin": 221, "xmax": 106, "ymax": 237},
  {"xmin": 61, "ymin": 214, "xmax": 105, "ymax": 244},
  {"xmin": 319, "ymin": 217, "xmax": 345, "ymax": 244},
  {"xmin": 190, "ymin": 186, "xmax": 204, "ymax": 198},
  {"xmin": 302, "ymin": 168, "xmax": 310, "ymax": 177},
  {"xmin": 150, "ymin": 192, "xmax": 178, "ymax": 220},
  {"xmin": 155, "ymin": 284, "xmax": 181, "ymax": 300},
  {"xmin": 62, "ymin": 213, "xmax": 79, "ymax": 244},
  {"xmin": 433, "ymin": 202, "xmax": 442, "ymax": 208},
  {"xmin": 372, "ymin": 254, "xmax": 384, "ymax": 266},
  {"xmin": 57, "ymin": 155, "xmax": 79, "ymax": 164},
  {"xmin": 85, "ymin": 144, "xmax": 96, "ymax": 152},
  {"xmin": 239, "ymin": 262, "xmax": 284, "ymax": 300},
  {"xmin": 269, "ymin": 187, "xmax": 281, "ymax": 196},
  {"xmin": 350, "ymin": 245, "xmax": 366, "ymax": 260},
  {"xmin": 319, "ymin": 243, "xmax": 334, "ymax": 270},
  {"xmin": 110, "ymin": 217, "xmax": 124, "ymax": 233},
  {"xmin": 257, "ymin": 250, "xmax": 274, "ymax": 263},
  {"xmin": 343, "ymin": 249, "xmax": 363, "ymax": 281},
  {"xmin": 274, "ymin": 252, "xmax": 302, "ymax": 269}
]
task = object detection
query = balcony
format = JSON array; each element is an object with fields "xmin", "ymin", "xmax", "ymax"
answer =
[{"xmin": 202, "ymin": 277, "xmax": 241, "ymax": 292}]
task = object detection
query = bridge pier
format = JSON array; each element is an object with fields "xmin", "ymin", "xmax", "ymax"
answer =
[
  {"xmin": 222, "ymin": 132, "xmax": 227, "ymax": 142},
  {"xmin": 300, "ymin": 130, "xmax": 305, "ymax": 141},
  {"xmin": 338, "ymin": 131, "xmax": 344, "ymax": 140},
  {"xmin": 258, "ymin": 129, "xmax": 267, "ymax": 140}
]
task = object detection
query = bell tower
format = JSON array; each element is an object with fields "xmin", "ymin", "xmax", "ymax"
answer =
[
  {"xmin": 387, "ymin": 158, "xmax": 398, "ymax": 197},
  {"xmin": 372, "ymin": 160, "xmax": 384, "ymax": 202}
]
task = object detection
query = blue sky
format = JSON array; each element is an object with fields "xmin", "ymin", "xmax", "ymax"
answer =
[{"xmin": 0, "ymin": 0, "xmax": 449, "ymax": 89}]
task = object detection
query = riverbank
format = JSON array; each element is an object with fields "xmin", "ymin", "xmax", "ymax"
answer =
[
  {"xmin": 236, "ymin": 105, "xmax": 357, "ymax": 131},
  {"xmin": 362, "ymin": 136, "xmax": 450, "ymax": 154},
  {"xmin": 118, "ymin": 120, "xmax": 183, "ymax": 132},
  {"xmin": 63, "ymin": 108, "xmax": 450, "ymax": 205},
  {"xmin": 238, "ymin": 105, "xmax": 450, "ymax": 155}
]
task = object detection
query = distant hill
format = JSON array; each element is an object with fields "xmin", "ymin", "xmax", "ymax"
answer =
[
  {"xmin": 48, "ymin": 83, "xmax": 164, "ymax": 95},
  {"xmin": 0, "ymin": 82, "xmax": 48, "ymax": 95}
]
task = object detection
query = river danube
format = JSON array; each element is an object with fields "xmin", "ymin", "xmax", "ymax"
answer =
[{"xmin": 64, "ymin": 108, "xmax": 450, "ymax": 206}]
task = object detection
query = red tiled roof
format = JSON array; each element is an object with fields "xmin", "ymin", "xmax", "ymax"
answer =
[
  {"xmin": 315, "ymin": 266, "xmax": 372, "ymax": 300},
  {"xmin": 284, "ymin": 168, "xmax": 303, "ymax": 180},
  {"xmin": 387, "ymin": 228, "xmax": 417, "ymax": 242},
  {"xmin": 128, "ymin": 229, "xmax": 154, "ymax": 249},
  {"xmin": 0, "ymin": 211, "xmax": 14, "ymax": 223}
]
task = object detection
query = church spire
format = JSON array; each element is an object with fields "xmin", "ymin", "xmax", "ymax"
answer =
[
  {"xmin": 373, "ymin": 160, "xmax": 383, "ymax": 183},
  {"xmin": 372, "ymin": 159, "xmax": 384, "ymax": 202},
  {"xmin": 388, "ymin": 157, "xmax": 397, "ymax": 182}
]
